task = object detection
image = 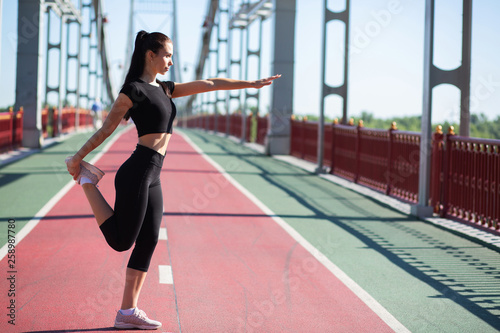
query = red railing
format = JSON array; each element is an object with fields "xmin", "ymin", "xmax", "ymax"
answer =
[
  {"xmin": 184, "ymin": 114, "xmax": 252, "ymax": 143},
  {"xmin": 216, "ymin": 114, "xmax": 227, "ymax": 134},
  {"xmin": 183, "ymin": 116, "xmax": 199, "ymax": 129},
  {"xmin": 229, "ymin": 114, "xmax": 241, "ymax": 138},
  {"xmin": 291, "ymin": 119, "xmax": 427, "ymax": 204},
  {"xmin": 357, "ymin": 126, "xmax": 391, "ymax": 193},
  {"xmin": 290, "ymin": 117, "xmax": 302, "ymax": 159},
  {"xmin": 289, "ymin": 118, "xmax": 499, "ymax": 232},
  {"xmin": 13, "ymin": 108, "xmax": 24, "ymax": 149},
  {"xmin": 0, "ymin": 107, "xmax": 95, "ymax": 152},
  {"xmin": 183, "ymin": 114, "xmax": 500, "ymax": 231},
  {"xmin": 0, "ymin": 107, "xmax": 23, "ymax": 151},
  {"xmin": 290, "ymin": 117, "xmax": 328, "ymax": 164},
  {"xmin": 229, "ymin": 114, "xmax": 251, "ymax": 142},
  {"xmin": 0, "ymin": 107, "xmax": 24, "ymax": 152},
  {"xmin": 430, "ymin": 129, "xmax": 445, "ymax": 213},
  {"xmin": 388, "ymin": 130, "xmax": 421, "ymax": 203},
  {"xmin": 441, "ymin": 133, "xmax": 499, "ymax": 230},
  {"xmin": 0, "ymin": 113, "xmax": 13, "ymax": 151},
  {"xmin": 207, "ymin": 114, "xmax": 215, "ymax": 131},
  {"xmin": 330, "ymin": 123, "xmax": 358, "ymax": 181},
  {"xmin": 255, "ymin": 115, "xmax": 268, "ymax": 145},
  {"xmin": 41, "ymin": 107, "xmax": 94, "ymax": 138}
]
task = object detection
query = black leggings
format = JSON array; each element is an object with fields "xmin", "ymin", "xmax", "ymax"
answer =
[{"xmin": 99, "ymin": 144, "xmax": 164, "ymax": 272}]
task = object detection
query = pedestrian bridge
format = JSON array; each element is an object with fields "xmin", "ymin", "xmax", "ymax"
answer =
[{"xmin": 1, "ymin": 0, "xmax": 500, "ymax": 331}]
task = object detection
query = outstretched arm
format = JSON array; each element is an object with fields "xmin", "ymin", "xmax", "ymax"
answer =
[{"xmin": 172, "ymin": 74, "xmax": 281, "ymax": 98}]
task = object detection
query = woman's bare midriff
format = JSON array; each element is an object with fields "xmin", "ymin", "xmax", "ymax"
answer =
[{"xmin": 138, "ymin": 133, "xmax": 172, "ymax": 156}]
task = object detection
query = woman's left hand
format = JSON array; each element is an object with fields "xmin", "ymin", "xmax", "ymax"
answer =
[
  {"xmin": 65, "ymin": 155, "xmax": 81, "ymax": 181},
  {"xmin": 252, "ymin": 74, "xmax": 282, "ymax": 89}
]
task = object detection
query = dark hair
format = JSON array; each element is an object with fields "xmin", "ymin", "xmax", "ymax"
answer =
[
  {"xmin": 122, "ymin": 30, "xmax": 172, "ymax": 120},
  {"xmin": 123, "ymin": 30, "xmax": 171, "ymax": 84}
]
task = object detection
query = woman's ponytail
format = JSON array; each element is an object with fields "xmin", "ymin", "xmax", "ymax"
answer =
[
  {"xmin": 123, "ymin": 30, "xmax": 171, "ymax": 85},
  {"xmin": 123, "ymin": 30, "xmax": 150, "ymax": 85},
  {"xmin": 136, "ymin": 30, "xmax": 148, "ymax": 47}
]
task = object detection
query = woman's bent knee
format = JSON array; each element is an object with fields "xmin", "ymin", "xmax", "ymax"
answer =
[
  {"xmin": 110, "ymin": 241, "xmax": 134, "ymax": 252},
  {"xmin": 99, "ymin": 215, "xmax": 135, "ymax": 252}
]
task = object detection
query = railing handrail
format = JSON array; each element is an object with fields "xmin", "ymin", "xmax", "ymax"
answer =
[
  {"xmin": 0, "ymin": 113, "xmax": 13, "ymax": 121},
  {"xmin": 447, "ymin": 135, "xmax": 500, "ymax": 146},
  {"xmin": 333, "ymin": 124, "xmax": 357, "ymax": 131},
  {"xmin": 358, "ymin": 127, "xmax": 388, "ymax": 134},
  {"xmin": 391, "ymin": 130, "xmax": 420, "ymax": 136}
]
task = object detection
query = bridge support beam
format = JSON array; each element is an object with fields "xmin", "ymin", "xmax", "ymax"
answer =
[
  {"xmin": 412, "ymin": 0, "xmax": 472, "ymax": 218},
  {"xmin": 16, "ymin": 0, "xmax": 45, "ymax": 148},
  {"xmin": 266, "ymin": 0, "xmax": 296, "ymax": 155},
  {"xmin": 317, "ymin": 0, "xmax": 350, "ymax": 173}
]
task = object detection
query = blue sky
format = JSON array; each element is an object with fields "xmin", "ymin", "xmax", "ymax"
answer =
[{"xmin": 1, "ymin": 0, "xmax": 500, "ymax": 126}]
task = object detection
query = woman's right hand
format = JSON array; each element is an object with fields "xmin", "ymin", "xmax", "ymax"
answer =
[
  {"xmin": 251, "ymin": 74, "xmax": 282, "ymax": 89},
  {"xmin": 65, "ymin": 155, "xmax": 81, "ymax": 181}
]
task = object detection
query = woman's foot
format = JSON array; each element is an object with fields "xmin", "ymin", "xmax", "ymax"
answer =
[{"xmin": 114, "ymin": 308, "xmax": 162, "ymax": 330}]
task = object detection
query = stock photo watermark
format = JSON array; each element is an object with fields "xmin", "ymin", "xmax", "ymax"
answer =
[
  {"xmin": 348, "ymin": 0, "xmax": 404, "ymax": 55},
  {"xmin": 8, "ymin": 12, "xmax": 40, "ymax": 51},
  {"xmin": 79, "ymin": 268, "xmax": 124, "ymax": 323},
  {"xmin": 178, "ymin": 158, "xmax": 237, "ymax": 224},
  {"xmin": 236, "ymin": 254, "xmax": 319, "ymax": 333},
  {"xmin": 447, "ymin": 74, "xmax": 500, "ymax": 121},
  {"xmin": 5, "ymin": 219, "xmax": 17, "ymax": 326}
]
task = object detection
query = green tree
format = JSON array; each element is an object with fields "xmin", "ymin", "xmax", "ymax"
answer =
[{"xmin": 302, "ymin": 112, "xmax": 500, "ymax": 139}]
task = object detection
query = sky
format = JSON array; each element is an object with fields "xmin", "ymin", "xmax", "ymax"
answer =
[{"xmin": 1, "ymin": 0, "xmax": 500, "ymax": 126}]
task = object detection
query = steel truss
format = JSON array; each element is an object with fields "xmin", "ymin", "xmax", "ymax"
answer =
[
  {"xmin": 16, "ymin": 0, "xmax": 113, "ymax": 148},
  {"xmin": 195, "ymin": 0, "xmax": 273, "ymax": 143},
  {"xmin": 124, "ymin": 0, "xmax": 181, "ymax": 84}
]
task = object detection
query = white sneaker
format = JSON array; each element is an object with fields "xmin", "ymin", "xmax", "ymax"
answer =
[{"xmin": 114, "ymin": 308, "xmax": 162, "ymax": 330}]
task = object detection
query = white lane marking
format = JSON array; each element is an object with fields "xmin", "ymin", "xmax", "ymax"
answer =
[
  {"xmin": 0, "ymin": 125, "xmax": 134, "ymax": 262},
  {"xmin": 159, "ymin": 265, "xmax": 173, "ymax": 284},
  {"xmin": 178, "ymin": 130, "xmax": 411, "ymax": 333},
  {"xmin": 159, "ymin": 227, "xmax": 168, "ymax": 240}
]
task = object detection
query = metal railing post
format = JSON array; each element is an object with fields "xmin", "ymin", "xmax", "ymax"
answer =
[
  {"xmin": 386, "ymin": 122, "xmax": 397, "ymax": 196},
  {"xmin": 441, "ymin": 126, "xmax": 455, "ymax": 218}
]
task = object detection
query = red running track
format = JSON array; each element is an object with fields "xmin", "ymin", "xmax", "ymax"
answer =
[{"xmin": 0, "ymin": 128, "xmax": 395, "ymax": 332}]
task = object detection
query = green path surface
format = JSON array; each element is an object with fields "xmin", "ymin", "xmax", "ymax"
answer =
[
  {"xmin": 0, "ymin": 126, "xmax": 128, "ymax": 249},
  {"xmin": 182, "ymin": 129, "xmax": 500, "ymax": 333}
]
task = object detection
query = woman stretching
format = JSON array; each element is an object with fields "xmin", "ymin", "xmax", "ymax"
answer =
[{"xmin": 65, "ymin": 30, "xmax": 280, "ymax": 330}]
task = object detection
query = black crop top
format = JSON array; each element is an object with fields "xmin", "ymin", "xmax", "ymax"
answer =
[{"xmin": 119, "ymin": 79, "xmax": 177, "ymax": 137}]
